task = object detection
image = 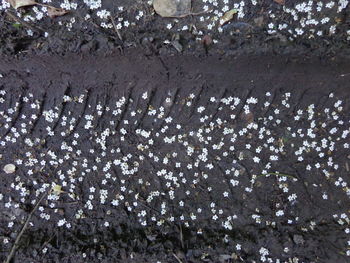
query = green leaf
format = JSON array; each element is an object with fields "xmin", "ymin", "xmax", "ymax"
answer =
[{"xmin": 12, "ymin": 23, "xmax": 22, "ymax": 28}]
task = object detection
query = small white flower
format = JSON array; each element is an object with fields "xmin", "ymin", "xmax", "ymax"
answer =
[
  {"xmin": 276, "ymin": 210, "xmax": 284, "ymax": 216},
  {"xmin": 253, "ymin": 156, "xmax": 260, "ymax": 163}
]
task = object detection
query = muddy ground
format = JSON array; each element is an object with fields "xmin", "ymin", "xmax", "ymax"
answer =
[
  {"xmin": 0, "ymin": 0, "xmax": 349, "ymax": 57},
  {"xmin": 0, "ymin": 1, "xmax": 350, "ymax": 263},
  {"xmin": 0, "ymin": 51, "xmax": 349, "ymax": 263}
]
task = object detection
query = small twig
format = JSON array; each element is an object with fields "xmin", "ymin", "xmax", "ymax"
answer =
[
  {"xmin": 40, "ymin": 233, "xmax": 56, "ymax": 250},
  {"xmin": 5, "ymin": 10, "xmax": 43, "ymax": 33},
  {"xmin": 138, "ymin": 197, "xmax": 161, "ymax": 215},
  {"xmin": 172, "ymin": 253, "xmax": 183, "ymax": 263},
  {"xmin": 257, "ymin": 172, "xmax": 297, "ymax": 180},
  {"xmin": 4, "ymin": 192, "xmax": 47, "ymax": 263},
  {"xmin": 88, "ymin": 20, "xmax": 100, "ymax": 29},
  {"xmin": 166, "ymin": 9, "xmax": 213, "ymax": 18},
  {"xmin": 110, "ymin": 15, "xmax": 122, "ymax": 41},
  {"xmin": 179, "ymin": 224, "xmax": 184, "ymax": 250},
  {"xmin": 113, "ymin": 10, "xmax": 127, "ymax": 19}
]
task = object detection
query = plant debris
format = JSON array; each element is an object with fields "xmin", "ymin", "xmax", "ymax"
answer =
[
  {"xmin": 8, "ymin": 0, "xmax": 68, "ymax": 18},
  {"xmin": 220, "ymin": 9, "xmax": 237, "ymax": 26},
  {"xmin": 51, "ymin": 184, "xmax": 63, "ymax": 195},
  {"xmin": 273, "ymin": 0, "xmax": 285, "ymax": 5},
  {"xmin": 8, "ymin": 0, "xmax": 36, "ymax": 9},
  {"xmin": 46, "ymin": 6, "xmax": 68, "ymax": 19}
]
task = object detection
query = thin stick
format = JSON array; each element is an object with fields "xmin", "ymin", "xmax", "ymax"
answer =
[
  {"xmin": 4, "ymin": 192, "xmax": 47, "ymax": 263},
  {"xmin": 172, "ymin": 253, "xmax": 183, "ymax": 263},
  {"xmin": 40, "ymin": 233, "xmax": 56, "ymax": 250},
  {"xmin": 179, "ymin": 224, "xmax": 184, "ymax": 249},
  {"xmin": 257, "ymin": 172, "xmax": 297, "ymax": 180},
  {"xmin": 110, "ymin": 15, "xmax": 122, "ymax": 41},
  {"xmin": 165, "ymin": 9, "xmax": 212, "ymax": 18}
]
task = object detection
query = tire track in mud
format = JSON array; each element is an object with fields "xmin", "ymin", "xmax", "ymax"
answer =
[
  {"xmin": 29, "ymin": 91, "xmax": 46, "ymax": 135},
  {"xmin": 0, "ymin": 54, "xmax": 349, "ymax": 263},
  {"xmin": 66, "ymin": 89, "xmax": 91, "ymax": 137}
]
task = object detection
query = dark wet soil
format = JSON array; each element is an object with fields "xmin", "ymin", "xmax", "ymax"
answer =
[
  {"xmin": 1, "ymin": 0, "xmax": 350, "ymax": 58},
  {"xmin": 1, "ymin": 2, "xmax": 350, "ymax": 263},
  {"xmin": 0, "ymin": 51, "xmax": 349, "ymax": 262}
]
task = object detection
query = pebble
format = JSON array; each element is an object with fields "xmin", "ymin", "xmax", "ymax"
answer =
[
  {"xmin": 3, "ymin": 163, "xmax": 16, "ymax": 174},
  {"xmin": 153, "ymin": 0, "xmax": 191, "ymax": 17},
  {"xmin": 293, "ymin": 234, "xmax": 305, "ymax": 245}
]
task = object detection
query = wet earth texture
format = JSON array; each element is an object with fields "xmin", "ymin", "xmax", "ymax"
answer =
[
  {"xmin": 0, "ymin": 52, "xmax": 349, "ymax": 262},
  {"xmin": 0, "ymin": 0, "xmax": 349, "ymax": 56}
]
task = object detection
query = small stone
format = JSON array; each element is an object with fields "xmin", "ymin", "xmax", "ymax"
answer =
[
  {"xmin": 3, "ymin": 164, "xmax": 16, "ymax": 174},
  {"xmin": 293, "ymin": 234, "xmax": 304, "ymax": 245},
  {"xmin": 153, "ymin": 0, "xmax": 191, "ymax": 18}
]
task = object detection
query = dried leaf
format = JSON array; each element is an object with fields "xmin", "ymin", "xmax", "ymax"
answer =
[
  {"xmin": 220, "ymin": 9, "xmax": 237, "ymax": 26},
  {"xmin": 153, "ymin": 0, "xmax": 191, "ymax": 18},
  {"xmin": 242, "ymin": 112, "xmax": 254, "ymax": 124},
  {"xmin": 8, "ymin": 0, "xmax": 37, "ymax": 9},
  {"xmin": 273, "ymin": 0, "xmax": 285, "ymax": 5},
  {"xmin": 334, "ymin": 17, "xmax": 342, "ymax": 23},
  {"xmin": 47, "ymin": 6, "xmax": 68, "ymax": 18},
  {"xmin": 3, "ymin": 164, "xmax": 16, "ymax": 174},
  {"xmin": 52, "ymin": 184, "xmax": 63, "ymax": 195}
]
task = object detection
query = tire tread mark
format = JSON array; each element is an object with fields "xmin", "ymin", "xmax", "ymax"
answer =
[
  {"xmin": 202, "ymin": 88, "xmax": 227, "ymax": 125},
  {"xmin": 182, "ymin": 84, "xmax": 205, "ymax": 126},
  {"xmin": 51, "ymin": 85, "xmax": 70, "ymax": 132},
  {"xmin": 291, "ymin": 88, "xmax": 310, "ymax": 115},
  {"xmin": 157, "ymin": 87, "xmax": 180, "ymax": 130},
  {"xmin": 29, "ymin": 91, "xmax": 47, "ymax": 134},
  {"xmin": 115, "ymin": 85, "xmax": 134, "ymax": 132},
  {"xmin": 94, "ymin": 92, "xmax": 108, "ymax": 131},
  {"xmin": 260, "ymin": 90, "xmax": 277, "ymax": 118},
  {"xmin": 134, "ymin": 88, "xmax": 156, "ymax": 130},
  {"xmin": 0, "ymin": 85, "xmax": 11, "ymax": 116},
  {"xmin": 1, "ymin": 93, "xmax": 24, "ymax": 139},
  {"xmin": 234, "ymin": 88, "xmax": 253, "ymax": 124},
  {"xmin": 67, "ymin": 89, "xmax": 91, "ymax": 137}
]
